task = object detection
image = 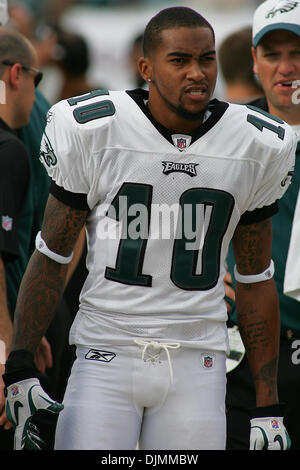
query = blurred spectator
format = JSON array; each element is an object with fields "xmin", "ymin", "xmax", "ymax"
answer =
[
  {"xmin": 42, "ymin": 0, "xmax": 77, "ymax": 25},
  {"xmin": 0, "ymin": 26, "xmax": 50, "ymax": 449},
  {"xmin": 218, "ymin": 26, "xmax": 263, "ymax": 103},
  {"xmin": 52, "ymin": 29, "xmax": 101, "ymax": 101},
  {"xmin": 8, "ymin": 2, "xmax": 58, "ymax": 68},
  {"xmin": 7, "ymin": 1, "xmax": 35, "ymax": 38},
  {"xmin": 128, "ymin": 32, "xmax": 145, "ymax": 88},
  {"xmin": 0, "ymin": 4, "xmax": 82, "ymax": 449},
  {"xmin": 8, "ymin": 0, "xmax": 76, "ymax": 27}
]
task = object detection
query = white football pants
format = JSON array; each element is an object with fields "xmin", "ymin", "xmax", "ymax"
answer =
[{"xmin": 54, "ymin": 342, "xmax": 226, "ymax": 450}]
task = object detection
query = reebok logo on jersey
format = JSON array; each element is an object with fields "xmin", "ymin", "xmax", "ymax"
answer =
[
  {"xmin": 162, "ymin": 161, "xmax": 198, "ymax": 177},
  {"xmin": 265, "ymin": 1, "xmax": 299, "ymax": 18},
  {"xmin": 85, "ymin": 349, "xmax": 116, "ymax": 362}
]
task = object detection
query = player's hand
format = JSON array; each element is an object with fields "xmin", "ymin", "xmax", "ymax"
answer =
[
  {"xmin": 250, "ymin": 405, "xmax": 291, "ymax": 450},
  {"xmin": 34, "ymin": 336, "xmax": 53, "ymax": 374},
  {"xmin": 5, "ymin": 378, "xmax": 63, "ymax": 450}
]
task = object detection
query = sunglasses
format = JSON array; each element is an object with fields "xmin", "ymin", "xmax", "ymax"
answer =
[{"xmin": 1, "ymin": 60, "xmax": 43, "ymax": 87}]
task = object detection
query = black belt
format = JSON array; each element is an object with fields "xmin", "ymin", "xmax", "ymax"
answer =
[{"xmin": 281, "ymin": 328, "xmax": 300, "ymax": 340}]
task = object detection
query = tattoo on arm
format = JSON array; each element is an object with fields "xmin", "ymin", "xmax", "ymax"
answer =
[
  {"xmin": 232, "ymin": 218, "xmax": 280, "ymax": 405},
  {"xmin": 232, "ymin": 218, "xmax": 272, "ymax": 274},
  {"xmin": 42, "ymin": 195, "xmax": 88, "ymax": 256},
  {"xmin": 12, "ymin": 196, "xmax": 89, "ymax": 353},
  {"xmin": 235, "ymin": 282, "xmax": 280, "ymax": 405}
]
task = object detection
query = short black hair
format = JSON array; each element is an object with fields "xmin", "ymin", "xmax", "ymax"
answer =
[
  {"xmin": 218, "ymin": 26, "xmax": 262, "ymax": 91},
  {"xmin": 56, "ymin": 30, "xmax": 90, "ymax": 76},
  {"xmin": 143, "ymin": 6, "xmax": 215, "ymax": 57}
]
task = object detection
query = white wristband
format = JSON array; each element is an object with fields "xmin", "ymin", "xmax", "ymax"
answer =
[
  {"xmin": 0, "ymin": 340, "xmax": 6, "ymax": 364},
  {"xmin": 234, "ymin": 259, "xmax": 274, "ymax": 284},
  {"xmin": 35, "ymin": 231, "xmax": 73, "ymax": 264}
]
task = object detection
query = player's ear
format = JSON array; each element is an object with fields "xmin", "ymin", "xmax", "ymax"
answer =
[
  {"xmin": 7, "ymin": 63, "xmax": 22, "ymax": 90},
  {"xmin": 138, "ymin": 56, "xmax": 152, "ymax": 83},
  {"xmin": 251, "ymin": 46, "xmax": 258, "ymax": 75}
]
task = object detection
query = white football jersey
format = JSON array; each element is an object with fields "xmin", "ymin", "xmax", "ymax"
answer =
[{"xmin": 40, "ymin": 89, "xmax": 296, "ymax": 352}]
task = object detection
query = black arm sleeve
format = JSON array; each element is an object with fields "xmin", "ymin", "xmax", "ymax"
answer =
[
  {"xmin": 49, "ymin": 180, "xmax": 89, "ymax": 211},
  {"xmin": 239, "ymin": 201, "xmax": 278, "ymax": 225}
]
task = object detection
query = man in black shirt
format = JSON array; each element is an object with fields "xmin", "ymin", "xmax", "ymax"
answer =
[{"xmin": 0, "ymin": 26, "xmax": 43, "ymax": 439}]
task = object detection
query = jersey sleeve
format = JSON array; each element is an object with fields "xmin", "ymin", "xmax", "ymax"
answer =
[
  {"xmin": 245, "ymin": 124, "xmax": 297, "ymax": 214},
  {"xmin": 39, "ymin": 98, "xmax": 102, "ymax": 211}
]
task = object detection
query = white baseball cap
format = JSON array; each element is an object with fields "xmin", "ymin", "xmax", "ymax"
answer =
[
  {"xmin": 0, "ymin": 0, "xmax": 8, "ymax": 26},
  {"xmin": 253, "ymin": 0, "xmax": 300, "ymax": 47}
]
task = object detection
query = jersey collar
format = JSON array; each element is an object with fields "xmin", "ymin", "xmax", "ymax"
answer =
[{"xmin": 126, "ymin": 88, "xmax": 229, "ymax": 149}]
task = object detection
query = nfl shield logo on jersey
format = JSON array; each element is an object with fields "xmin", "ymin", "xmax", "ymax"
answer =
[
  {"xmin": 201, "ymin": 353, "xmax": 216, "ymax": 369},
  {"xmin": 171, "ymin": 134, "xmax": 192, "ymax": 151},
  {"xmin": 271, "ymin": 419, "xmax": 280, "ymax": 430},
  {"xmin": 11, "ymin": 386, "xmax": 20, "ymax": 397},
  {"xmin": 177, "ymin": 138, "xmax": 187, "ymax": 150},
  {"xmin": 2, "ymin": 215, "xmax": 13, "ymax": 231}
]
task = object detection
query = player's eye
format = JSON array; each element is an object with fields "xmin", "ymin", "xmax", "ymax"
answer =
[
  {"xmin": 171, "ymin": 57, "xmax": 185, "ymax": 64},
  {"xmin": 263, "ymin": 52, "xmax": 278, "ymax": 58},
  {"xmin": 201, "ymin": 55, "xmax": 215, "ymax": 62}
]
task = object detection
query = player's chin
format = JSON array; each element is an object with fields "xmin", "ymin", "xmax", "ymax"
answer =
[
  {"xmin": 177, "ymin": 104, "xmax": 208, "ymax": 121},
  {"xmin": 274, "ymin": 94, "xmax": 296, "ymax": 111}
]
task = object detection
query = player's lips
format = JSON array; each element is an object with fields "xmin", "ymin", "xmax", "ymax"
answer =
[
  {"xmin": 275, "ymin": 79, "xmax": 298, "ymax": 89},
  {"xmin": 184, "ymin": 85, "xmax": 208, "ymax": 101}
]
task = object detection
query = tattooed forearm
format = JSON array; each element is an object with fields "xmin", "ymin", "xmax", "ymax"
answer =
[
  {"xmin": 11, "ymin": 195, "xmax": 89, "ymax": 354},
  {"xmin": 236, "ymin": 281, "xmax": 280, "ymax": 406},
  {"xmin": 233, "ymin": 218, "xmax": 272, "ymax": 274},
  {"xmin": 252, "ymin": 358, "xmax": 278, "ymax": 403},
  {"xmin": 232, "ymin": 217, "xmax": 280, "ymax": 405},
  {"xmin": 42, "ymin": 194, "xmax": 89, "ymax": 256},
  {"xmin": 12, "ymin": 251, "xmax": 67, "ymax": 353},
  {"xmin": 238, "ymin": 318, "xmax": 269, "ymax": 354}
]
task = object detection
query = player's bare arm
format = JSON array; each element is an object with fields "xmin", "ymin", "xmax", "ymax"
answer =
[
  {"xmin": 11, "ymin": 195, "xmax": 89, "ymax": 355},
  {"xmin": 232, "ymin": 218, "xmax": 280, "ymax": 407}
]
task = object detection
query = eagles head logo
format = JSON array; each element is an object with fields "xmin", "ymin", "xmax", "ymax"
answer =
[
  {"xmin": 40, "ymin": 133, "xmax": 57, "ymax": 168},
  {"xmin": 266, "ymin": 1, "xmax": 299, "ymax": 18},
  {"xmin": 281, "ymin": 170, "xmax": 294, "ymax": 187}
]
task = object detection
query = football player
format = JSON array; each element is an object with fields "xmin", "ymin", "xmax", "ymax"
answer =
[{"xmin": 2, "ymin": 6, "xmax": 296, "ymax": 450}]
